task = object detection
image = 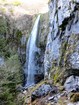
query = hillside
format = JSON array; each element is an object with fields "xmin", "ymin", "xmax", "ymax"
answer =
[{"xmin": 0, "ymin": 0, "xmax": 79, "ymax": 105}]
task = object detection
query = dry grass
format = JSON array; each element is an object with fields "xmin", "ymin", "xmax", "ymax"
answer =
[
  {"xmin": 70, "ymin": 92, "xmax": 79, "ymax": 102},
  {"xmin": 0, "ymin": 0, "xmax": 49, "ymax": 15}
]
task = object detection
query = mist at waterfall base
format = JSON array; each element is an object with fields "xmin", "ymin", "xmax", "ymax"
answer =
[{"xmin": 24, "ymin": 15, "xmax": 41, "ymax": 87}]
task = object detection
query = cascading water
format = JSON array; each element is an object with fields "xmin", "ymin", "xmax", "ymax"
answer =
[{"xmin": 24, "ymin": 15, "xmax": 40, "ymax": 87}]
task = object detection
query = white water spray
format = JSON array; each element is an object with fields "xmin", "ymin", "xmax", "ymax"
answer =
[{"xmin": 25, "ymin": 15, "xmax": 40, "ymax": 87}]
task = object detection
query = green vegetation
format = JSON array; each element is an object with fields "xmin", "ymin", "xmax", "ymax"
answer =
[
  {"xmin": 0, "ymin": 38, "xmax": 11, "ymax": 58},
  {"xmin": 0, "ymin": 0, "xmax": 22, "ymax": 6},
  {"xmin": 0, "ymin": 7, "xmax": 6, "ymax": 13},
  {"xmin": 0, "ymin": 16, "xmax": 7, "ymax": 35},
  {"xmin": 12, "ymin": 1, "xmax": 22, "ymax": 6},
  {"xmin": 9, "ymin": 9, "xmax": 14, "ymax": 15},
  {"xmin": 0, "ymin": 16, "xmax": 24, "ymax": 104},
  {"xmin": 0, "ymin": 54, "xmax": 23, "ymax": 105},
  {"xmin": 16, "ymin": 30, "xmax": 22, "ymax": 41}
]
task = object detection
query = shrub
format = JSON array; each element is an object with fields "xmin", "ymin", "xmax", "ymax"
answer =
[
  {"xmin": 70, "ymin": 93, "xmax": 79, "ymax": 102},
  {"xmin": 12, "ymin": 1, "xmax": 21, "ymax": 6},
  {"xmin": 0, "ymin": 54, "xmax": 23, "ymax": 105}
]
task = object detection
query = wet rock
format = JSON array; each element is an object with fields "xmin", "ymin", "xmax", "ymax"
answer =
[
  {"xmin": 31, "ymin": 84, "xmax": 57, "ymax": 102},
  {"xmin": 64, "ymin": 76, "xmax": 79, "ymax": 92},
  {"xmin": 34, "ymin": 74, "xmax": 44, "ymax": 84},
  {"xmin": 20, "ymin": 35, "xmax": 26, "ymax": 46}
]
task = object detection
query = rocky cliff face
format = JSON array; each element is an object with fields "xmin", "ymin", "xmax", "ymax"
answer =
[
  {"xmin": 44, "ymin": 0, "xmax": 79, "ymax": 84},
  {"xmin": 29, "ymin": 1, "xmax": 79, "ymax": 104},
  {"xmin": 15, "ymin": 0, "xmax": 79, "ymax": 104}
]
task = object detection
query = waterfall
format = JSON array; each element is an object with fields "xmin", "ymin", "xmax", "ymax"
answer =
[{"xmin": 24, "ymin": 15, "xmax": 40, "ymax": 87}]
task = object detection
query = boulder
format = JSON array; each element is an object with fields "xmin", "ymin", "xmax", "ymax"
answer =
[
  {"xmin": 69, "ymin": 52, "xmax": 79, "ymax": 69},
  {"xmin": 68, "ymin": 102, "xmax": 79, "ymax": 105},
  {"xmin": 31, "ymin": 84, "xmax": 58, "ymax": 101},
  {"xmin": 64, "ymin": 76, "xmax": 79, "ymax": 92}
]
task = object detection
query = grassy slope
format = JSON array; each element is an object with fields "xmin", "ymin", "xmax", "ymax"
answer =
[{"xmin": 0, "ymin": 0, "xmax": 49, "ymax": 15}]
